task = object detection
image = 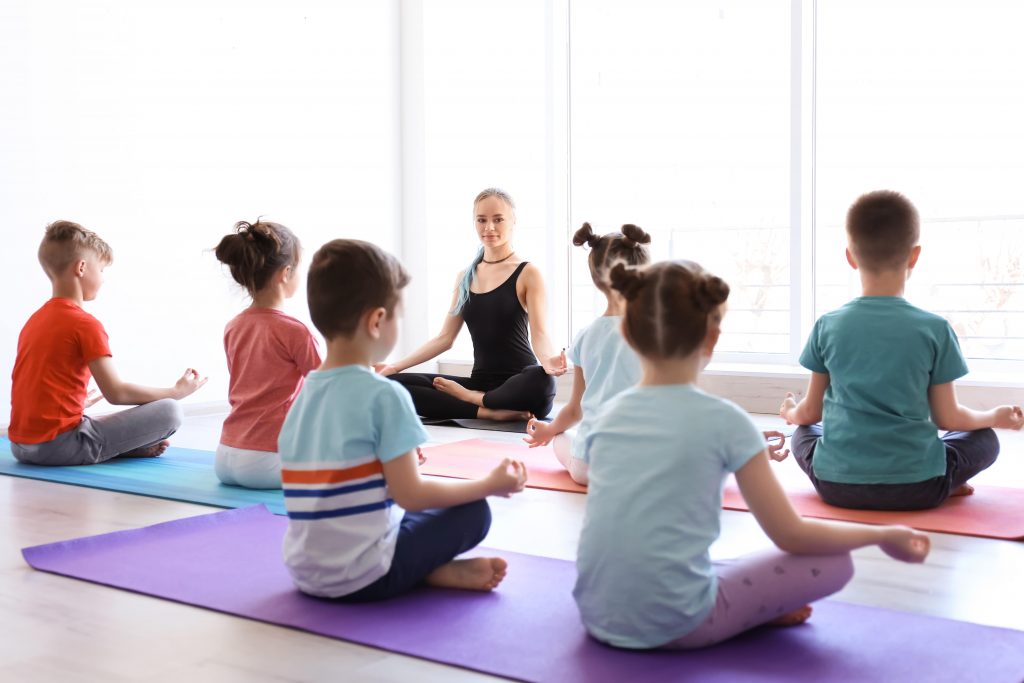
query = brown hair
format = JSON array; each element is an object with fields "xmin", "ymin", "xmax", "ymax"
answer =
[
  {"xmin": 214, "ymin": 220, "xmax": 301, "ymax": 295},
  {"xmin": 38, "ymin": 220, "xmax": 113, "ymax": 277},
  {"xmin": 846, "ymin": 190, "xmax": 920, "ymax": 272},
  {"xmin": 609, "ymin": 260, "xmax": 730, "ymax": 359},
  {"xmin": 573, "ymin": 222, "xmax": 652, "ymax": 293},
  {"xmin": 307, "ymin": 239, "xmax": 410, "ymax": 339}
]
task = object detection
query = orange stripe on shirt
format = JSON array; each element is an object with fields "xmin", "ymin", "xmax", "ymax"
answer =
[{"xmin": 281, "ymin": 460, "xmax": 383, "ymax": 485}]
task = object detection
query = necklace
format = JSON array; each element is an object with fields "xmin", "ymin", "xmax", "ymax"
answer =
[{"xmin": 481, "ymin": 251, "xmax": 515, "ymax": 264}]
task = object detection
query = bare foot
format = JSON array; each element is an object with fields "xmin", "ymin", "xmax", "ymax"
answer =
[
  {"xmin": 120, "ymin": 440, "xmax": 170, "ymax": 458},
  {"xmin": 768, "ymin": 604, "xmax": 813, "ymax": 627},
  {"xmin": 425, "ymin": 557, "xmax": 508, "ymax": 591},
  {"xmin": 478, "ymin": 407, "xmax": 533, "ymax": 422},
  {"xmin": 433, "ymin": 377, "xmax": 485, "ymax": 407},
  {"xmin": 950, "ymin": 483, "xmax": 975, "ymax": 497}
]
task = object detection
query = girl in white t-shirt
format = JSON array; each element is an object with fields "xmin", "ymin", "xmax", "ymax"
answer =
[{"xmin": 573, "ymin": 259, "xmax": 931, "ymax": 650}]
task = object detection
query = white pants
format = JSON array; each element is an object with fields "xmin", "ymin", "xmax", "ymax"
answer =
[
  {"xmin": 553, "ymin": 430, "xmax": 589, "ymax": 485},
  {"xmin": 215, "ymin": 443, "xmax": 282, "ymax": 490}
]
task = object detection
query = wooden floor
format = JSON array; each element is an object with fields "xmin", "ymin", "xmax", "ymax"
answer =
[{"xmin": 3, "ymin": 413, "xmax": 1024, "ymax": 681}]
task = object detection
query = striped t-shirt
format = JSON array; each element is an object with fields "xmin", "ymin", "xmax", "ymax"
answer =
[{"xmin": 277, "ymin": 364, "xmax": 428, "ymax": 597}]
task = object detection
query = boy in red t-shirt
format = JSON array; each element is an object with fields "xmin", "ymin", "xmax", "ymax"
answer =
[{"xmin": 7, "ymin": 220, "xmax": 207, "ymax": 465}]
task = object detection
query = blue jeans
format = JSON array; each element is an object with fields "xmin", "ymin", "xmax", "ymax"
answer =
[
  {"xmin": 791, "ymin": 424, "xmax": 999, "ymax": 510},
  {"xmin": 338, "ymin": 500, "xmax": 492, "ymax": 602}
]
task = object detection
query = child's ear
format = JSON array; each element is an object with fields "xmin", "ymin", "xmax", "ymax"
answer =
[
  {"xmin": 907, "ymin": 244, "xmax": 922, "ymax": 269},
  {"xmin": 845, "ymin": 247, "xmax": 859, "ymax": 270},
  {"xmin": 365, "ymin": 307, "xmax": 388, "ymax": 340},
  {"xmin": 703, "ymin": 323, "xmax": 722, "ymax": 358}
]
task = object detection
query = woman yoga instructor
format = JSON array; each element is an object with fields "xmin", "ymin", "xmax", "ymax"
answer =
[{"xmin": 375, "ymin": 188, "xmax": 566, "ymax": 421}]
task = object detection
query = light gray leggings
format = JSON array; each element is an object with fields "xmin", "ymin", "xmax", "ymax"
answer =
[
  {"xmin": 664, "ymin": 549, "xmax": 855, "ymax": 649},
  {"xmin": 10, "ymin": 399, "xmax": 184, "ymax": 466}
]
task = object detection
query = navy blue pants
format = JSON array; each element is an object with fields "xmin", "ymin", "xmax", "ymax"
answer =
[
  {"xmin": 338, "ymin": 500, "xmax": 492, "ymax": 602},
  {"xmin": 391, "ymin": 366, "xmax": 555, "ymax": 420},
  {"xmin": 791, "ymin": 424, "xmax": 999, "ymax": 510}
]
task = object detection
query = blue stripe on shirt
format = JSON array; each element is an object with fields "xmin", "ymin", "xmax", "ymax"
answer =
[
  {"xmin": 286, "ymin": 499, "xmax": 393, "ymax": 521},
  {"xmin": 283, "ymin": 479, "xmax": 386, "ymax": 498}
]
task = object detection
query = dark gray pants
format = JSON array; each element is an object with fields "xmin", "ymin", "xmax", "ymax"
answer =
[
  {"xmin": 10, "ymin": 399, "xmax": 184, "ymax": 466},
  {"xmin": 791, "ymin": 424, "xmax": 999, "ymax": 510}
]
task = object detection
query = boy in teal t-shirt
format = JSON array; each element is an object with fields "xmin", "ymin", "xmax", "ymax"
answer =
[{"xmin": 782, "ymin": 191, "xmax": 1024, "ymax": 510}]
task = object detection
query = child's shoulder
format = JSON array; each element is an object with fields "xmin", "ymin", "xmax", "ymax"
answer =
[{"xmin": 27, "ymin": 298, "xmax": 103, "ymax": 330}]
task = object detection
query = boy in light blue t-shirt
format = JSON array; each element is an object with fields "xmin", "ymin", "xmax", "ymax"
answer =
[
  {"xmin": 782, "ymin": 190, "xmax": 1024, "ymax": 510},
  {"xmin": 277, "ymin": 239, "xmax": 526, "ymax": 601}
]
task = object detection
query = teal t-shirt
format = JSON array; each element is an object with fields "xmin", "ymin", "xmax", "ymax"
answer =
[
  {"xmin": 573, "ymin": 384, "xmax": 766, "ymax": 648},
  {"xmin": 799, "ymin": 297, "xmax": 968, "ymax": 485}
]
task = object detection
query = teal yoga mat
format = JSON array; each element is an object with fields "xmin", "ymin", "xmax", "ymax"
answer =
[{"xmin": 0, "ymin": 437, "xmax": 285, "ymax": 514}]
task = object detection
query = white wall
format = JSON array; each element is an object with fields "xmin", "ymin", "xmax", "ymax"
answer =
[{"xmin": 0, "ymin": 1, "xmax": 400, "ymax": 427}]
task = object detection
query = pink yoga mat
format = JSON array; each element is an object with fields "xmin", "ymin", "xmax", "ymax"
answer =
[
  {"xmin": 22, "ymin": 506, "xmax": 1024, "ymax": 682},
  {"xmin": 420, "ymin": 439, "xmax": 1024, "ymax": 540}
]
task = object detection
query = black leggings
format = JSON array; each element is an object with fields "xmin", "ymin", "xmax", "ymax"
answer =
[{"xmin": 391, "ymin": 366, "xmax": 556, "ymax": 420}]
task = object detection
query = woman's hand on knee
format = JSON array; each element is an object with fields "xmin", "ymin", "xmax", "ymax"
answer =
[{"xmin": 542, "ymin": 350, "xmax": 568, "ymax": 376}]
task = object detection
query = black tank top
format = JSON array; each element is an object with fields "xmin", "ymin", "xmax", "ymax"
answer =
[{"xmin": 462, "ymin": 261, "xmax": 538, "ymax": 379}]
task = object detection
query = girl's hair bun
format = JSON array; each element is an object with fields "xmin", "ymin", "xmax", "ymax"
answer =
[
  {"xmin": 608, "ymin": 262, "xmax": 646, "ymax": 301},
  {"xmin": 572, "ymin": 222, "xmax": 601, "ymax": 248},
  {"xmin": 693, "ymin": 274, "xmax": 730, "ymax": 313},
  {"xmin": 620, "ymin": 223, "xmax": 652, "ymax": 248}
]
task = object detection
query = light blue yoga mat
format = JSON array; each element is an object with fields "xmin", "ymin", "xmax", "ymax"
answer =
[{"xmin": 0, "ymin": 437, "xmax": 285, "ymax": 514}]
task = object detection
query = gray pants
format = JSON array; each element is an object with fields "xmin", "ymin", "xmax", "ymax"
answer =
[{"xmin": 10, "ymin": 399, "xmax": 184, "ymax": 466}]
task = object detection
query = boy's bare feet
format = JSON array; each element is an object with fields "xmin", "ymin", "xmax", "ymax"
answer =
[
  {"xmin": 478, "ymin": 407, "xmax": 533, "ymax": 422},
  {"xmin": 432, "ymin": 377, "xmax": 485, "ymax": 406},
  {"xmin": 425, "ymin": 557, "xmax": 508, "ymax": 591},
  {"xmin": 120, "ymin": 440, "xmax": 170, "ymax": 458},
  {"xmin": 767, "ymin": 604, "xmax": 813, "ymax": 626},
  {"xmin": 950, "ymin": 483, "xmax": 975, "ymax": 497}
]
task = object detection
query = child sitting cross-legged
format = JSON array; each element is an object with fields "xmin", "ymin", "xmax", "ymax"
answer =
[
  {"xmin": 573, "ymin": 259, "xmax": 930, "ymax": 650},
  {"xmin": 781, "ymin": 190, "xmax": 1024, "ymax": 510},
  {"xmin": 277, "ymin": 239, "xmax": 528, "ymax": 601}
]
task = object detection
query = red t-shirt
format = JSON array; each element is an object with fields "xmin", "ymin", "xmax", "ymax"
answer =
[
  {"xmin": 219, "ymin": 307, "xmax": 321, "ymax": 452},
  {"xmin": 9, "ymin": 298, "xmax": 112, "ymax": 444}
]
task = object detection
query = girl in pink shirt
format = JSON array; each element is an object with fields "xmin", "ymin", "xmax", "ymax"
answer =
[{"xmin": 214, "ymin": 220, "xmax": 321, "ymax": 488}]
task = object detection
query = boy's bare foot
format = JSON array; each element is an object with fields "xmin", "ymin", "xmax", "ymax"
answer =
[
  {"xmin": 120, "ymin": 440, "xmax": 170, "ymax": 458},
  {"xmin": 950, "ymin": 483, "xmax": 975, "ymax": 497},
  {"xmin": 426, "ymin": 557, "xmax": 508, "ymax": 591},
  {"xmin": 478, "ymin": 407, "xmax": 533, "ymax": 422},
  {"xmin": 432, "ymin": 377, "xmax": 485, "ymax": 406},
  {"xmin": 768, "ymin": 604, "xmax": 813, "ymax": 627}
]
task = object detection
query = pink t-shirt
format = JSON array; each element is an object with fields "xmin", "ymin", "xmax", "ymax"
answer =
[{"xmin": 219, "ymin": 308, "xmax": 321, "ymax": 452}]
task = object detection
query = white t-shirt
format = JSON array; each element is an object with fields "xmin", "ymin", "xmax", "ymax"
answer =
[
  {"xmin": 566, "ymin": 316, "xmax": 641, "ymax": 461},
  {"xmin": 574, "ymin": 384, "xmax": 766, "ymax": 648},
  {"xmin": 277, "ymin": 365, "xmax": 428, "ymax": 598}
]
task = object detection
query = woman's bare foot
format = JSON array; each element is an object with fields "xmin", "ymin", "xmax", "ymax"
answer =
[
  {"xmin": 478, "ymin": 407, "xmax": 533, "ymax": 422},
  {"xmin": 432, "ymin": 377, "xmax": 485, "ymax": 407},
  {"xmin": 425, "ymin": 557, "xmax": 508, "ymax": 591},
  {"xmin": 950, "ymin": 483, "xmax": 975, "ymax": 497},
  {"xmin": 120, "ymin": 440, "xmax": 170, "ymax": 458},
  {"xmin": 768, "ymin": 604, "xmax": 813, "ymax": 627}
]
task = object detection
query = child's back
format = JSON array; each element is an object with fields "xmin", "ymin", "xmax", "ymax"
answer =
[{"xmin": 801, "ymin": 296, "xmax": 966, "ymax": 484}]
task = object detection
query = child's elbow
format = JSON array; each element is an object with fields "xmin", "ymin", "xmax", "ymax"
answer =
[{"xmin": 389, "ymin": 490, "xmax": 427, "ymax": 512}]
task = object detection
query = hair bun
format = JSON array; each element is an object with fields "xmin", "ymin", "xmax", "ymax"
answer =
[
  {"xmin": 693, "ymin": 274, "xmax": 730, "ymax": 313},
  {"xmin": 609, "ymin": 263, "xmax": 647, "ymax": 301},
  {"xmin": 572, "ymin": 222, "xmax": 601, "ymax": 248},
  {"xmin": 619, "ymin": 224, "xmax": 651, "ymax": 248}
]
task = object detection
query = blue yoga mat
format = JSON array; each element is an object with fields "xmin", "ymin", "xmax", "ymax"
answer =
[{"xmin": 0, "ymin": 437, "xmax": 285, "ymax": 514}]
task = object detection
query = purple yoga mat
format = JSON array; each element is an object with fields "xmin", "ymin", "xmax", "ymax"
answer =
[{"xmin": 23, "ymin": 506, "xmax": 1024, "ymax": 683}]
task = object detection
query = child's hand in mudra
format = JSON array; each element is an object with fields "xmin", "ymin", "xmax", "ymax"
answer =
[
  {"xmin": 173, "ymin": 368, "xmax": 208, "ymax": 399},
  {"xmin": 523, "ymin": 418, "xmax": 556, "ymax": 448},
  {"xmin": 487, "ymin": 458, "xmax": 528, "ymax": 497},
  {"xmin": 879, "ymin": 527, "xmax": 931, "ymax": 563},
  {"xmin": 994, "ymin": 405, "xmax": 1024, "ymax": 430},
  {"xmin": 763, "ymin": 431, "xmax": 789, "ymax": 461}
]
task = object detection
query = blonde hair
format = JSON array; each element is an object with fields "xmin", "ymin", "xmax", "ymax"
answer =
[{"xmin": 38, "ymin": 220, "xmax": 113, "ymax": 277}]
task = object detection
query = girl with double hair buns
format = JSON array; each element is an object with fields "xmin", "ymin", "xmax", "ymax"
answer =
[
  {"xmin": 573, "ymin": 259, "xmax": 931, "ymax": 650},
  {"xmin": 376, "ymin": 188, "xmax": 566, "ymax": 422},
  {"xmin": 522, "ymin": 222, "xmax": 651, "ymax": 484},
  {"xmin": 213, "ymin": 220, "xmax": 321, "ymax": 489}
]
